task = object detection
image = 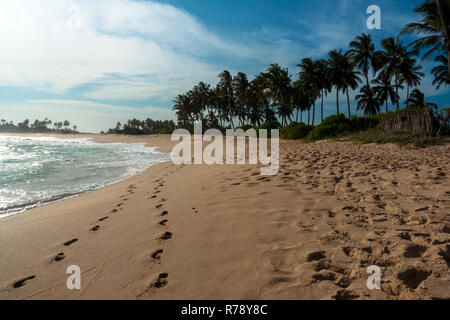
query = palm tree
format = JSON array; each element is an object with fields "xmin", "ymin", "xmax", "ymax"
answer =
[
  {"xmin": 373, "ymin": 76, "xmax": 399, "ymax": 113},
  {"xmin": 342, "ymin": 54, "xmax": 361, "ymax": 117},
  {"xmin": 197, "ymin": 82, "xmax": 212, "ymax": 115},
  {"xmin": 401, "ymin": 0, "xmax": 449, "ymax": 73},
  {"xmin": 173, "ymin": 94, "xmax": 192, "ymax": 128},
  {"xmin": 297, "ymin": 58, "xmax": 321, "ymax": 124},
  {"xmin": 314, "ymin": 59, "xmax": 332, "ymax": 123},
  {"xmin": 232, "ymin": 72, "xmax": 250, "ymax": 126},
  {"xmin": 347, "ymin": 33, "xmax": 381, "ymax": 89},
  {"xmin": 432, "ymin": 54, "xmax": 450, "ymax": 88},
  {"xmin": 247, "ymin": 81, "xmax": 265, "ymax": 126},
  {"xmin": 252, "ymin": 73, "xmax": 274, "ymax": 123},
  {"xmin": 327, "ymin": 49, "xmax": 347, "ymax": 114},
  {"xmin": 266, "ymin": 64, "xmax": 293, "ymax": 126},
  {"xmin": 356, "ymin": 85, "xmax": 382, "ymax": 116},
  {"xmin": 406, "ymin": 88, "xmax": 438, "ymax": 109},
  {"xmin": 217, "ymin": 70, "xmax": 236, "ymax": 128},
  {"xmin": 292, "ymin": 81, "xmax": 311, "ymax": 123},
  {"xmin": 379, "ymin": 37, "xmax": 409, "ymax": 110},
  {"xmin": 400, "ymin": 57, "xmax": 424, "ymax": 100}
]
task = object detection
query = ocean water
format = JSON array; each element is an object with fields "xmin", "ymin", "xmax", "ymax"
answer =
[{"xmin": 0, "ymin": 136, "xmax": 171, "ymax": 218}]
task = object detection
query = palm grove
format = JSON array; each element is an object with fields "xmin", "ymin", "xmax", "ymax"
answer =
[{"xmin": 172, "ymin": 0, "xmax": 449, "ymax": 135}]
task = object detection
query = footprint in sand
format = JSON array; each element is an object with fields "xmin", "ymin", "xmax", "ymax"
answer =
[
  {"xmin": 54, "ymin": 252, "xmax": 65, "ymax": 262},
  {"xmin": 306, "ymin": 251, "xmax": 326, "ymax": 262},
  {"xmin": 13, "ymin": 276, "xmax": 36, "ymax": 289},
  {"xmin": 99, "ymin": 217, "xmax": 109, "ymax": 222},
  {"xmin": 160, "ymin": 210, "xmax": 168, "ymax": 216},
  {"xmin": 151, "ymin": 273, "xmax": 169, "ymax": 288},
  {"xmin": 91, "ymin": 225, "xmax": 100, "ymax": 232},
  {"xmin": 64, "ymin": 239, "xmax": 78, "ymax": 246},
  {"xmin": 156, "ymin": 204, "xmax": 163, "ymax": 209},
  {"xmin": 159, "ymin": 232, "xmax": 172, "ymax": 241},
  {"xmin": 151, "ymin": 249, "xmax": 164, "ymax": 260},
  {"xmin": 403, "ymin": 243, "xmax": 428, "ymax": 258},
  {"xmin": 159, "ymin": 219, "xmax": 168, "ymax": 226},
  {"xmin": 333, "ymin": 289, "xmax": 359, "ymax": 300},
  {"xmin": 397, "ymin": 267, "xmax": 431, "ymax": 290}
]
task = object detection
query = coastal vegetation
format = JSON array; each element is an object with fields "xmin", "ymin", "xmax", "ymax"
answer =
[
  {"xmin": 0, "ymin": 118, "xmax": 79, "ymax": 134},
  {"xmin": 105, "ymin": 118, "xmax": 176, "ymax": 135}
]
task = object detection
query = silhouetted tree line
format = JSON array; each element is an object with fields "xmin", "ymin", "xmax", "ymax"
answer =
[
  {"xmin": 0, "ymin": 118, "xmax": 78, "ymax": 133},
  {"xmin": 106, "ymin": 118, "xmax": 176, "ymax": 135}
]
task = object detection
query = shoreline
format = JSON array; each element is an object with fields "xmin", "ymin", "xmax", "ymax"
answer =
[
  {"xmin": 0, "ymin": 133, "xmax": 174, "ymax": 220},
  {"xmin": 0, "ymin": 134, "xmax": 449, "ymax": 300}
]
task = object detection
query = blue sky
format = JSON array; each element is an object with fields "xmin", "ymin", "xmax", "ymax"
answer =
[{"xmin": 0, "ymin": 0, "xmax": 448, "ymax": 132}]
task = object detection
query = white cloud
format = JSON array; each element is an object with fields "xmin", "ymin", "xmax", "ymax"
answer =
[{"xmin": 0, "ymin": 0, "xmax": 250, "ymax": 99}]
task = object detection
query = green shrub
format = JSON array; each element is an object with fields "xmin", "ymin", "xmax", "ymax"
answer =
[
  {"xmin": 349, "ymin": 128, "xmax": 443, "ymax": 148},
  {"xmin": 348, "ymin": 115, "xmax": 379, "ymax": 131},
  {"xmin": 255, "ymin": 120, "xmax": 280, "ymax": 137},
  {"xmin": 256, "ymin": 120, "xmax": 280, "ymax": 131},
  {"xmin": 321, "ymin": 113, "xmax": 348, "ymax": 126},
  {"xmin": 304, "ymin": 114, "xmax": 352, "ymax": 141},
  {"xmin": 157, "ymin": 129, "xmax": 173, "ymax": 134},
  {"xmin": 280, "ymin": 122, "xmax": 314, "ymax": 140}
]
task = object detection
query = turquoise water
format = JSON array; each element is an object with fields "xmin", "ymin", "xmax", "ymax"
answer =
[{"xmin": 0, "ymin": 136, "xmax": 170, "ymax": 218}]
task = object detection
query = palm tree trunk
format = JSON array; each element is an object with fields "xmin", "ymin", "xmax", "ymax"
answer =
[
  {"xmin": 336, "ymin": 89, "xmax": 340, "ymax": 114},
  {"xmin": 312, "ymin": 103, "xmax": 316, "ymax": 125},
  {"xmin": 395, "ymin": 76, "xmax": 400, "ymax": 110},
  {"xmin": 365, "ymin": 72, "xmax": 370, "ymax": 89},
  {"xmin": 407, "ymin": 84, "xmax": 410, "ymax": 102},
  {"xmin": 308, "ymin": 108, "xmax": 310, "ymax": 125},
  {"xmin": 321, "ymin": 90, "xmax": 324, "ymax": 123},
  {"xmin": 346, "ymin": 89, "xmax": 351, "ymax": 117},
  {"xmin": 300, "ymin": 110, "xmax": 303, "ymax": 123},
  {"xmin": 386, "ymin": 100, "xmax": 388, "ymax": 114},
  {"xmin": 296, "ymin": 108, "xmax": 299, "ymax": 122}
]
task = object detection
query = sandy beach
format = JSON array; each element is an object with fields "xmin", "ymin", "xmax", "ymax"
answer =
[{"xmin": 0, "ymin": 134, "xmax": 449, "ymax": 300}]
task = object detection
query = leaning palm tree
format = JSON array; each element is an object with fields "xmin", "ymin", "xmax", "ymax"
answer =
[
  {"xmin": 356, "ymin": 85, "xmax": 382, "ymax": 117},
  {"xmin": 327, "ymin": 49, "xmax": 347, "ymax": 114},
  {"xmin": 347, "ymin": 33, "xmax": 381, "ymax": 89},
  {"xmin": 372, "ymin": 76, "xmax": 399, "ymax": 113},
  {"xmin": 432, "ymin": 54, "xmax": 450, "ymax": 88},
  {"xmin": 401, "ymin": 0, "xmax": 449, "ymax": 73}
]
